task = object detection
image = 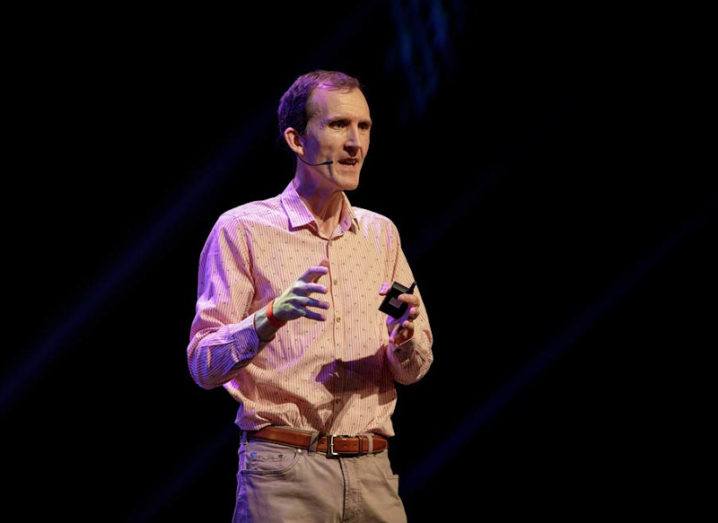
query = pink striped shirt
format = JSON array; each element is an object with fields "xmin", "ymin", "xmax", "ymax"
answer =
[{"xmin": 187, "ymin": 179, "xmax": 433, "ymax": 437}]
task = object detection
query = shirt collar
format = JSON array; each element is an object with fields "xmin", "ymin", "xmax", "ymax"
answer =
[{"xmin": 280, "ymin": 179, "xmax": 360, "ymax": 234}]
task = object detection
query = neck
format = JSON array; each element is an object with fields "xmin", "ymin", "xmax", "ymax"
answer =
[{"xmin": 292, "ymin": 171, "xmax": 344, "ymax": 226}]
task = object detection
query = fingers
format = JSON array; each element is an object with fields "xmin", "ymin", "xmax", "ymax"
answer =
[
  {"xmin": 296, "ymin": 296, "xmax": 330, "ymax": 310},
  {"xmin": 299, "ymin": 259, "xmax": 330, "ymax": 284},
  {"xmin": 389, "ymin": 319, "xmax": 415, "ymax": 343},
  {"xmin": 290, "ymin": 304, "xmax": 326, "ymax": 322},
  {"xmin": 396, "ymin": 305, "xmax": 419, "ymax": 324},
  {"xmin": 397, "ymin": 293, "xmax": 420, "ymax": 307},
  {"xmin": 296, "ymin": 282, "xmax": 328, "ymax": 295},
  {"xmin": 287, "ymin": 291, "xmax": 330, "ymax": 322},
  {"xmin": 408, "ymin": 306, "xmax": 420, "ymax": 320},
  {"xmin": 379, "ymin": 282, "xmax": 391, "ymax": 296},
  {"xmin": 276, "ymin": 260, "xmax": 332, "ymax": 324}
]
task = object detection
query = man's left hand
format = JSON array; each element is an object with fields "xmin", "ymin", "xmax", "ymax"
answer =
[{"xmin": 379, "ymin": 282, "xmax": 421, "ymax": 346}]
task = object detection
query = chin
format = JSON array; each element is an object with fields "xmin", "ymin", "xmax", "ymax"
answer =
[{"xmin": 343, "ymin": 179, "xmax": 360, "ymax": 191}]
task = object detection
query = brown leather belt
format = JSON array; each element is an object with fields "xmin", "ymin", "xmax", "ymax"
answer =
[{"xmin": 245, "ymin": 426, "xmax": 388, "ymax": 457}]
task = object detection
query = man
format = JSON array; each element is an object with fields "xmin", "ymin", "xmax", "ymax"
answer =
[{"xmin": 187, "ymin": 70, "xmax": 433, "ymax": 522}]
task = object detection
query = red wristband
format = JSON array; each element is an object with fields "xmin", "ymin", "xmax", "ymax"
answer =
[{"xmin": 266, "ymin": 299, "xmax": 286, "ymax": 328}]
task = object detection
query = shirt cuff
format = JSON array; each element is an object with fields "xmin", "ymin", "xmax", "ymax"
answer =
[{"xmin": 225, "ymin": 313, "xmax": 266, "ymax": 362}]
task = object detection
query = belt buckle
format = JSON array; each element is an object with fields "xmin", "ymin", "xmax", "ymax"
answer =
[{"xmin": 327, "ymin": 434, "xmax": 356, "ymax": 458}]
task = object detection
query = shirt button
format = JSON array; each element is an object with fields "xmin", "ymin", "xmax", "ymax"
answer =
[
  {"xmin": 336, "ymin": 317, "xmax": 341, "ymax": 323},
  {"xmin": 333, "ymin": 279, "xmax": 338, "ymax": 285}
]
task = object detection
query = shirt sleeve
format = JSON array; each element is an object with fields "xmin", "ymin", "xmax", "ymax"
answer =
[
  {"xmin": 186, "ymin": 213, "xmax": 269, "ymax": 390},
  {"xmin": 384, "ymin": 220, "xmax": 434, "ymax": 385}
]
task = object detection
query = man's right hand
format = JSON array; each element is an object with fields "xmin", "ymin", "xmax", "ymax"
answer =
[
  {"xmin": 254, "ymin": 259, "xmax": 331, "ymax": 342},
  {"xmin": 271, "ymin": 259, "xmax": 331, "ymax": 322}
]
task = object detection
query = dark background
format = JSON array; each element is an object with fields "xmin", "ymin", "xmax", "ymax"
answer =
[{"xmin": 3, "ymin": 3, "xmax": 715, "ymax": 521}]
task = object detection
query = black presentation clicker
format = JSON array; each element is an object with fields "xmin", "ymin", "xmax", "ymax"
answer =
[{"xmin": 379, "ymin": 281, "xmax": 416, "ymax": 319}]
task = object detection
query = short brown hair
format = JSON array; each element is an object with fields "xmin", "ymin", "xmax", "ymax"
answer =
[{"xmin": 277, "ymin": 70, "xmax": 362, "ymax": 139}]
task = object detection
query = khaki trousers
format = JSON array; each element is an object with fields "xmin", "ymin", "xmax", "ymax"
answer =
[{"xmin": 232, "ymin": 429, "xmax": 407, "ymax": 522}]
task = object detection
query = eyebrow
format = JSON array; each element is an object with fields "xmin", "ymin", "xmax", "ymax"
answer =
[{"xmin": 325, "ymin": 116, "xmax": 373, "ymax": 126}]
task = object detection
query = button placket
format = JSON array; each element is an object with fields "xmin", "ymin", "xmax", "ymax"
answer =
[
  {"xmin": 325, "ymin": 235, "xmax": 348, "ymax": 434},
  {"xmin": 327, "ymin": 239, "xmax": 344, "ymax": 349}
]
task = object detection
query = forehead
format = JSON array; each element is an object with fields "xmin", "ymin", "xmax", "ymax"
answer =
[{"xmin": 307, "ymin": 86, "xmax": 371, "ymax": 121}]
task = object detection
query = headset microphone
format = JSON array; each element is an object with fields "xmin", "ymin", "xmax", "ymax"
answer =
[{"xmin": 296, "ymin": 155, "xmax": 334, "ymax": 167}]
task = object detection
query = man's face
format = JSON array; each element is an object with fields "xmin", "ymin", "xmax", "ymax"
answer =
[{"xmin": 301, "ymin": 86, "xmax": 372, "ymax": 191}]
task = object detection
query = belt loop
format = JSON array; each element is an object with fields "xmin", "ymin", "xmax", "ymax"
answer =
[
  {"xmin": 366, "ymin": 433, "xmax": 373, "ymax": 454},
  {"xmin": 308, "ymin": 430, "xmax": 320, "ymax": 452}
]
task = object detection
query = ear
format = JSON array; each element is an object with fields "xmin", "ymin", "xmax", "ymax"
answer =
[{"xmin": 283, "ymin": 127, "xmax": 304, "ymax": 156}]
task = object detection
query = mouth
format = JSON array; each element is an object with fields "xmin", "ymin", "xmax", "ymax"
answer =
[{"xmin": 337, "ymin": 158, "xmax": 359, "ymax": 167}]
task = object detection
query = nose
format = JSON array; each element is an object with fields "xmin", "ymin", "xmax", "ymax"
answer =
[{"xmin": 344, "ymin": 125, "xmax": 361, "ymax": 153}]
